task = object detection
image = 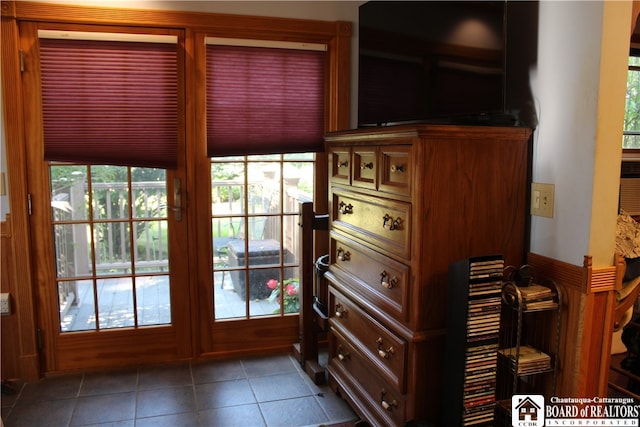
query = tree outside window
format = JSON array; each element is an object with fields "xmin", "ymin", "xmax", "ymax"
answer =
[{"xmin": 623, "ymin": 54, "xmax": 640, "ymax": 149}]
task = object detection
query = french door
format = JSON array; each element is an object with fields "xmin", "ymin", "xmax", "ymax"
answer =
[
  {"xmin": 36, "ymin": 165, "xmax": 191, "ymax": 371},
  {"xmin": 17, "ymin": 13, "xmax": 340, "ymax": 373},
  {"xmin": 202, "ymin": 155, "xmax": 313, "ymax": 356},
  {"xmin": 21, "ymin": 22, "xmax": 191, "ymax": 372}
]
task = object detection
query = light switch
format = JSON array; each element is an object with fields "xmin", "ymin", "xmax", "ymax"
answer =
[
  {"xmin": 531, "ymin": 183, "xmax": 554, "ymax": 218},
  {"xmin": 0, "ymin": 293, "xmax": 11, "ymax": 315}
]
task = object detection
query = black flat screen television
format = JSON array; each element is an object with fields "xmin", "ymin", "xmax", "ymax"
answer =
[{"xmin": 358, "ymin": 1, "xmax": 529, "ymax": 127}]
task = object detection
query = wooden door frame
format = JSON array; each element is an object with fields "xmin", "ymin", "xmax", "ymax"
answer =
[{"xmin": 1, "ymin": 2, "xmax": 39, "ymax": 382}]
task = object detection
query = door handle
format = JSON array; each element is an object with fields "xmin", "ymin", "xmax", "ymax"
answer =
[{"xmin": 172, "ymin": 177, "xmax": 182, "ymax": 221}]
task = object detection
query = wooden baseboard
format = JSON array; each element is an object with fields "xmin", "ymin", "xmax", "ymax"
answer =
[
  {"xmin": 526, "ymin": 252, "xmax": 621, "ymax": 397},
  {"xmin": 18, "ymin": 353, "xmax": 39, "ymax": 382}
]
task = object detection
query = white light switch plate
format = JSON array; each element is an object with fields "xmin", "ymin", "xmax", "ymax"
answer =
[
  {"xmin": 531, "ymin": 182, "xmax": 554, "ymax": 218},
  {"xmin": 0, "ymin": 293, "xmax": 11, "ymax": 315}
]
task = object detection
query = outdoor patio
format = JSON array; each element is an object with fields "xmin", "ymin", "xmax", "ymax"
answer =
[
  {"xmin": 54, "ymin": 171, "xmax": 304, "ymax": 333},
  {"xmin": 60, "ymin": 271, "xmax": 281, "ymax": 332}
]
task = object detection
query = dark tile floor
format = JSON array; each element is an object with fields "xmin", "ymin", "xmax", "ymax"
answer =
[{"xmin": 0, "ymin": 353, "xmax": 358, "ymax": 427}]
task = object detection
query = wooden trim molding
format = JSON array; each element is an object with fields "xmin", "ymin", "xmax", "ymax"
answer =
[
  {"xmin": 585, "ymin": 254, "xmax": 624, "ymax": 294},
  {"xmin": 1, "ymin": 9, "xmax": 40, "ymax": 382},
  {"xmin": 632, "ymin": 0, "xmax": 640, "ymax": 39},
  {"xmin": 4, "ymin": 1, "xmax": 350, "ymax": 42},
  {"xmin": 527, "ymin": 253, "xmax": 622, "ymax": 294},
  {"xmin": 1, "ymin": 219, "xmax": 18, "ymax": 380},
  {"xmin": 1, "ymin": 216, "xmax": 40, "ymax": 382},
  {"xmin": 526, "ymin": 252, "xmax": 621, "ymax": 397}
]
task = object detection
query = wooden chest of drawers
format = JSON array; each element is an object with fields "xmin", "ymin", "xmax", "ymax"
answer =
[{"xmin": 324, "ymin": 124, "xmax": 531, "ymax": 426}]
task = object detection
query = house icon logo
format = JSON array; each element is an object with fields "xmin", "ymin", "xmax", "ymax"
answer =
[{"xmin": 512, "ymin": 394, "xmax": 544, "ymax": 427}]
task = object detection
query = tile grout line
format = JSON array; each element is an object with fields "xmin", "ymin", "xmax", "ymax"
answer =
[
  {"xmin": 240, "ymin": 358, "xmax": 269, "ymax": 427},
  {"xmin": 133, "ymin": 365, "xmax": 140, "ymax": 426},
  {"xmin": 66, "ymin": 372, "xmax": 84, "ymax": 427},
  {"xmin": 188, "ymin": 361, "xmax": 201, "ymax": 423}
]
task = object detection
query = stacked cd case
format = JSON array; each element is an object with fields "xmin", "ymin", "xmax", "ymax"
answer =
[{"xmin": 444, "ymin": 255, "xmax": 504, "ymax": 426}]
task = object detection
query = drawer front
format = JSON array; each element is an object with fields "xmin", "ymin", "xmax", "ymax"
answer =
[
  {"xmin": 330, "ymin": 234, "xmax": 409, "ymax": 323},
  {"xmin": 380, "ymin": 145, "xmax": 412, "ymax": 196},
  {"xmin": 352, "ymin": 147, "xmax": 377, "ymax": 190},
  {"xmin": 329, "ymin": 327, "xmax": 406, "ymax": 427},
  {"xmin": 329, "ymin": 287, "xmax": 406, "ymax": 392},
  {"xmin": 329, "ymin": 147, "xmax": 351, "ymax": 186},
  {"xmin": 331, "ymin": 190, "xmax": 411, "ymax": 260}
]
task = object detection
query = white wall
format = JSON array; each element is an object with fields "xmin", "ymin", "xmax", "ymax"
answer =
[
  {"xmin": 529, "ymin": 1, "xmax": 602, "ymax": 266},
  {"xmin": 530, "ymin": 1, "xmax": 629, "ymax": 267}
]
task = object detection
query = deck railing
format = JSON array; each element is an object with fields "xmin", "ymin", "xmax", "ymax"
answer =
[
  {"xmin": 53, "ymin": 178, "xmax": 309, "ymax": 278},
  {"xmin": 53, "ymin": 177, "xmax": 310, "ymax": 325}
]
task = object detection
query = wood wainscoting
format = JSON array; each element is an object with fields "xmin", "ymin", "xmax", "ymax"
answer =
[
  {"xmin": 1, "ymin": 218, "xmax": 19, "ymax": 380},
  {"xmin": 1, "ymin": 215, "xmax": 39, "ymax": 382},
  {"xmin": 526, "ymin": 252, "xmax": 625, "ymax": 397}
]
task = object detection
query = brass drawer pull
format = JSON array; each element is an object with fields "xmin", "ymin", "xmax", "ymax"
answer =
[
  {"xmin": 360, "ymin": 161, "xmax": 374, "ymax": 170},
  {"xmin": 380, "ymin": 271, "xmax": 397, "ymax": 289},
  {"xmin": 382, "ymin": 214, "xmax": 402, "ymax": 230},
  {"xmin": 336, "ymin": 248, "xmax": 350, "ymax": 262},
  {"xmin": 337, "ymin": 160, "xmax": 348, "ymax": 168},
  {"xmin": 337, "ymin": 345, "xmax": 350, "ymax": 361},
  {"xmin": 335, "ymin": 303, "xmax": 347, "ymax": 318},
  {"xmin": 390, "ymin": 164, "xmax": 405, "ymax": 173},
  {"xmin": 338, "ymin": 201, "xmax": 353, "ymax": 215},
  {"xmin": 380, "ymin": 389, "xmax": 397, "ymax": 411},
  {"xmin": 376, "ymin": 337, "xmax": 395, "ymax": 359}
]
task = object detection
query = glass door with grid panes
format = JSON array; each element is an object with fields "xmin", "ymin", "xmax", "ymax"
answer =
[
  {"xmin": 51, "ymin": 165, "xmax": 174, "ymax": 332},
  {"xmin": 21, "ymin": 22, "xmax": 191, "ymax": 371},
  {"xmin": 29, "ymin": 162, "xmax": 191, "ymax": 371},
  {"xmin": 211, "ymin": 154, "xmax": 314, "ymax": 320}
]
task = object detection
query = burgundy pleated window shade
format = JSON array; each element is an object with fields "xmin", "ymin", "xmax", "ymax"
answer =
[
  {"xmin": 206, "ymin": 42, "xmax": 325, "ymax": 157},
  {"xmin": 39, "ymin": 35, "xmax": 178, "ymax": 169}
]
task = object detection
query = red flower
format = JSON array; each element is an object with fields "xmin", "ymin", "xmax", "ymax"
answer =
[
  {"xmin": 267, "ymin": 279, "xmax": 278, "ymax": 290},
  {"xmin": 286, "ymin": 283, "xmax": 297, "ymax": 296}
]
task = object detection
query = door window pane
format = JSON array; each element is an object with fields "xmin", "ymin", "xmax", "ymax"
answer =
[
  {"xmin": 52, "ymin": 164, "xmax": 172, "ymax": 332},
  {"xmin": 133, "ymin": 174, "xmax": 168, "ymax": 219},
  {"xmin": 134, "ymin": 220, "xmax": 168, "ymax": 273},
  {"xmin": 94, "ymin": 222, "xmax": 132, "ymax": 275},
  {"xmin": 137, "ymin": 275, "xmax": 171, "ymax": 326},
  {"xmin": 59, "ymin": 280, "xmax": 95, "ymax": 332},
  {"xmin": 250, "ymin": 269, "xmax": 282, "ymax": 317},
  {"xmin": 50, "ymin": 165, "xmax": 89, "ymax": 221},
  {"xmin": 91, "ymin": 165, "xmax": 130, "ymax": 220},
  {"xmin": 211, "ymin": 162, "xmax": 245, "ymax": 215},
  {"xmin": 212, "ymin": 155, "xmax": 312, "ymax": 320},
  {"xmin": 249, "ymin": 162, "xmax": 280, "ymax": 215},
  {"xmin": 98, "ymin": 277, "xmax": 135, "ymax": 329},
  {"xmin": 263, "ymin": 268, "xmax": 302, "ymax": 316},
  {"xmin": 53, "ymin": 224, "xmax": 92, "ymax": 279}
]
